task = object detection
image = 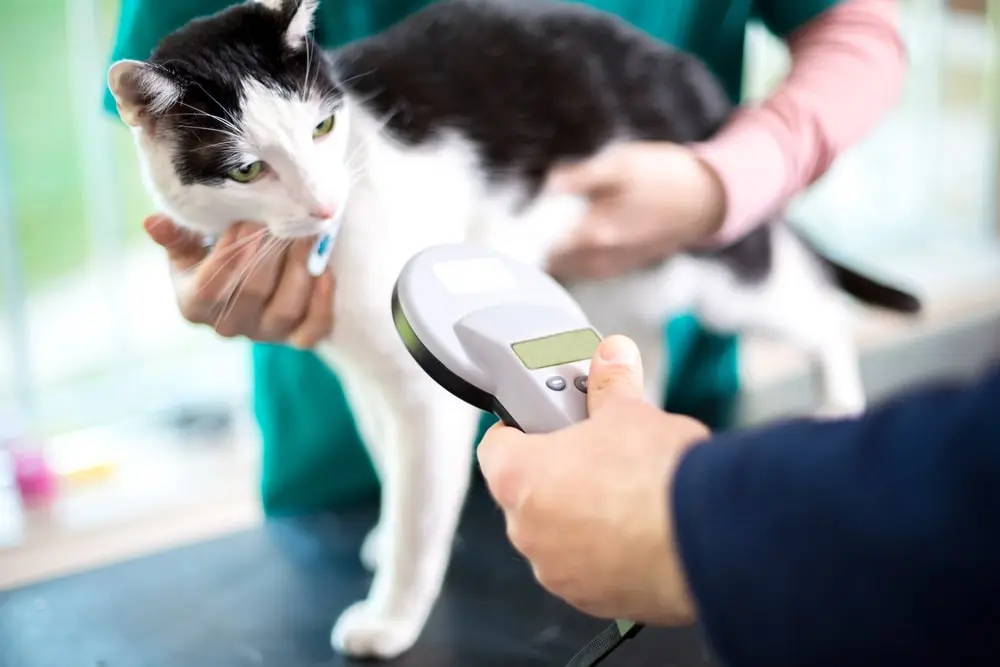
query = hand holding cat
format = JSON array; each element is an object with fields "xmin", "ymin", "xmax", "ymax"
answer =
[
  {"xmin": 143, "ymin": 215, "xmax": 334, "ymax": 347},
  {"xmin": 544, "ymin": 142, "xmax": 726, "ymax": 281},
  {"xmin": 476, "ymin": 335, "xmax": 708, "ymax": 626}
]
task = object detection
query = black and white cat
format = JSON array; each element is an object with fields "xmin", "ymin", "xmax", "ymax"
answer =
[{"xmin": 107, "ymin": 0, "xmax": 920, "ymax": 659}]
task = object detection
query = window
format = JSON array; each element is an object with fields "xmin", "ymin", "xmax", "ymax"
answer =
[
  {"xmin": 0, "ymin": 0, "xmax": 257, "ymax": 567},
  {"xmin": 742, "ymin": 0, "xmax": 1000, "ymax": 300}
]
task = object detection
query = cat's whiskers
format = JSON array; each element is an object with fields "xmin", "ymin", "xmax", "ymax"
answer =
[
  {"xmin": 196, "ymin": 139, "xmax": 242, "ymax": 152},
  {"xmin": 212, "ymin": 235, "xmax": 274, "ymax": 329},
  {"xmin": 171, "ymin": 122, "xmax": 243, "ymax": 143},
  {"xmin": 142, "ymin": 218, "xmax": 259, "ymax": 272},
  {"xmin": 343, "ymin": 143, "xmax": 370, "ymax": 176},
  {"xmin": 333, "ymin": 67, "xmax": 375, "ymax": 89},
  {"xmin": 213, "ymin": 234, "xmax": 291, "ymax": 330},
  {"xmin": 302, "ymin": 40, "xmax": 317, "ymax": 103},
  {"xmin": 186, "ymin": 84, "xmax": 245, "ymax": 137},
  {"xmin": 171, "ymin": 109, "xmax": 240, "ymax": 125},
  {"xmin": 300, "ymin": 42, "xmax": 312, "ymax": 102},
  {"xmin": 370, "ymin": 100, "xmax": 405, "ymax": 135},
  {"xmin": 189, "ymin": 230, "xmax": 265, "ymax": 281},
  {"xmin": 171, "ymin": 109, "xmax": 244, "ymax": 137},
  {"xmin": 188, "ymin": 229, "xmax": 268, "ymax": 299}
]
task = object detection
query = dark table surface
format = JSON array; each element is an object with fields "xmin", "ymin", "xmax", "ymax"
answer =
[{"xmin": 0, "ymin": 474, "xmax": 718, "ymax": 667}]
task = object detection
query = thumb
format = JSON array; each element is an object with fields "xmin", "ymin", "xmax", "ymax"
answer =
[
  {"xmin": 545, "ymin": 149, "xmax": 623, "ymax": 196},
  {"xmin": 587, "ymin": 335, "xmax": 645, "ymax": 415},
  {"xmin": 143, "ymin": 214, "xmax": 207, "ymax": 272}
]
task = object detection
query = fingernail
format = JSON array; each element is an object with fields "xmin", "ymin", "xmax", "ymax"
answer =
[
  {"xmin": 142, "ymin": 215, "xmax": 168, "ymax": 234},
  {"xmin": 598, "ymin": 335, "xmax": 639, "ymax": 365}
]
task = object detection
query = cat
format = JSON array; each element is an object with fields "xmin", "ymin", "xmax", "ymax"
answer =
[{"xmin": 107, "ymin": 0, "xmax": 921, "ymax": 659}]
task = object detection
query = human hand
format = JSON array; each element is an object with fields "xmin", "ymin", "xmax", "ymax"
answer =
[
  {"xmin": 476, "ymin": 335, "xmax": 710, "ymax": 625},
  {"xmin": 143, "ymin": 214, "xmax": 334, "ymax": 347},
  {"xmin": 544, "ymin": 141, "xmax": 726, "ymax": 281}
]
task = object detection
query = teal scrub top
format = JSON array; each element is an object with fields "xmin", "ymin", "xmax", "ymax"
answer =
[{"xmin": 105, "ymin": 0, "xmax": 840, "ymax": 515}]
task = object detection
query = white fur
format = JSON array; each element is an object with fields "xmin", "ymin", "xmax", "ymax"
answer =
[
  {"xmin": 285, "ymin": 0, "xmax": 320, "ymax": 49},
  {"xmin": 121, "ymin": 77, "xmax": 351, "ymax": 240},
  {"xmin": 253, "ymin": 0, "xmax": 320, "ymax": 48},
  {"xmin": 110, "ymin": 53, "xmax": 870, "ymax": 661}
]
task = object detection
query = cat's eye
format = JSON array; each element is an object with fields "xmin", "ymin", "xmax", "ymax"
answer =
[
  {"xmin": 313, "ymin": 115, "xmax": 335, "ymax": 138},
  {"xmin": 228, "ymin": 161, "xmax": 264, "ymax": 183}
]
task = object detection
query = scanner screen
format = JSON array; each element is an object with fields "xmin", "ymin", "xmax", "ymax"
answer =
[{"xmin": 511, "ymin": 328, "xmax": 601, "ymax": 370}]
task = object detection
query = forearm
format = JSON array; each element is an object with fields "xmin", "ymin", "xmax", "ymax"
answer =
[
  {"xmin": 693, "ymin": 0, "xmax": 907, "ymax": 245},
  {"xmin": 671, "ymin": 366, "xmax": 1000, "ymax": 667}
]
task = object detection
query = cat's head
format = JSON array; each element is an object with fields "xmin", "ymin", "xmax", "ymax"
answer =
[{"xmin": 107, "ymin": 0, "xmax": 350, "ymax": 239}]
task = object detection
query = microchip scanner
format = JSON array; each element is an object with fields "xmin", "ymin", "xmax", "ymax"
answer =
[{"xmin": 391, "ymin": 243, "xmax": 643, "ymax": 667}]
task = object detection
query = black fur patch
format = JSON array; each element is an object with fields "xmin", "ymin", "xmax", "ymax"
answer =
[
  {"xmin": 142, "ymin": 1, "xmax": 341, "ymax": 185},
  {"xmin": 330, "ymin": 0, "xmax": 772, "ymax": 273},
  {"xmin": 333, "ymin": 0, "xmax": 733, "ymax": 197},
  {"xmin": 139, "ymin": 0, "xmax": 775, "ymax": 280},
  {"xmin": 694, "ymin": 225, "xmax": 774, "ymax": 284}
]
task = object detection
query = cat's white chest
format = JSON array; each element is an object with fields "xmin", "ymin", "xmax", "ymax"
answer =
[{"xmin": 314, "ymin": 131, "xmax": 486, "ymax": 368}]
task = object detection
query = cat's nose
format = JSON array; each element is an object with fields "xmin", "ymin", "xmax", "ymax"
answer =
[{"xmin": 309, "ymin": 204, "xmax": 336, "ymax": 220}]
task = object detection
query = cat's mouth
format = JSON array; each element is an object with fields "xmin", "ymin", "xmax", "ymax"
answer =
[
  {"xmin": 272, "ymin": 225, "xmax": 328, "ymax": 240},
  {"xmin": 272, "ymin": 212, "xmax": 343, "ymax": 240}
]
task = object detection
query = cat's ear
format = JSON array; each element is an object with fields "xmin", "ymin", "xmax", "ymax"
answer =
[
  {"xmin": 107, "ymin": 59, "xmax": 182, "ymax": 128},
  {"xmin": 284, "ymin": 0, "xmax": 319, "ymax": 49},
  {"xmin": 254, "ymin": 0, "xmax": 319, "ymax": 50}
]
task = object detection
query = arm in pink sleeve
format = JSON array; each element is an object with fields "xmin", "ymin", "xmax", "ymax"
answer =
[{"xmin": 692, "ymin": 0, "xmax": 908, "ymax": 246}]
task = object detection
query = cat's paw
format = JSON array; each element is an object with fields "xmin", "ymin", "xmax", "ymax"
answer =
[
  {"xmin": 813, "ymin": 402, "xmax": 865, "ymax": 421},
  {"xmin": 331, "ymin": 600, "xmax": 423, "ymax": 659},
  {"xmin": 360, "ymin": 525, "xmax": 383, "ymax": 572}
]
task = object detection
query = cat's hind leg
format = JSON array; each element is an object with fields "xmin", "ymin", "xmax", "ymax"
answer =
[
  {"xmin": 568, "ymin": 276, "xmax": 670, "ymax": 406},
  {"xmin": 692, "ymin": 226, "xmax": 866, "ymax": 419}
]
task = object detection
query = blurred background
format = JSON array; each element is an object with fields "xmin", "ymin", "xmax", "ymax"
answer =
[{"xmin": 1, "ymin": 0, "xmax": 999, "ymax": 586}]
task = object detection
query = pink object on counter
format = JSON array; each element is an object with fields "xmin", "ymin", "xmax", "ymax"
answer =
[
  {"xmin": 692, "ymin": 0, "xmax": 908, "ymax": 246},
  {"xmin": 12, "ymin": 448, "xmax": 59, "ymax": 505}
]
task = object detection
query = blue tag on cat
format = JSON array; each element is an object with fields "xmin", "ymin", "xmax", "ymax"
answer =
[{"xmin": 307, "ymin": 232, "xmax": 333, "ymax": 276}]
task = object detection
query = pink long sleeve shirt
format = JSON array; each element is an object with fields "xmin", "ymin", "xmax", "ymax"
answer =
[{"xmin": 693, "ymin": 0, "xmax": 908, "ymax": 245}]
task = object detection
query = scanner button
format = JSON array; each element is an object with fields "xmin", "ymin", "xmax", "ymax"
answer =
[
  {"xmin": 545, "ymin": 376, "xmax": 566, "ymax": 391},
  {"xmin": 573, "ymin": 374, "xmax": 589, "ymax": 393}
]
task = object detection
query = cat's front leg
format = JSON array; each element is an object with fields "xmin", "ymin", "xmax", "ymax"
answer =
[
  {"xmin": 359, "ymin": 522, "xmax": 384, "ymax": 572},
  {"xmin": 330, "ymin": 368, "xmax": 482, "ymax": 659},
  {"xmin": 315, "ymin": 343, "xmax": 393, "ymax": 573}
]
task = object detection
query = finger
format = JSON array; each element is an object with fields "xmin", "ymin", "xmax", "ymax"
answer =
[
  {"xmin": 587, "ymin": 335, "xmax": 645, "ymax": 415},
  {"xmin": 482, "ymin": 420, "xmax": 510, "ymax": 436},
  {"xmin": 545, "ymin": 208, "xmax": 626, "ymax": 279},
  {"xmin": 259, "ymin": 238, "xmax": 319, "ymax": 341},
  {"xmin": 544, "ymin": 148, "xmax": 624, "ymax": 196},
  {"xmin": 548, "ymin": 214, "xmax": 620, "ymax": 254},
  {"xmin": 227, "ymin": 234, "xmax": 286, "ymax": 331},
  {"xmin": 287, "ymin": 269, "xmax": 335, "ymax": 348},
  {"xmin": 476, "ymin": 426, "xmax": 537, "ymax": 510},
  {"xmin": 214, "ymin": 231, "xmax": 279, "ymax": 338},
  {"xmin": 171, "ymin": 224, "xmax": 241, "ymax": 323},
  {"xmin": 194, "ymin": 224, "xmax": 261, "ymax": 299},
  {"xmin": 143, "ymin": 214, "xmax": 207, "ymax": 272},
  {"xmin": 548, "ymin": 247, "xmax": 632, "ymax": 282},
  {"xmin": 186, "ymin": 224, "xmax": 262, "ymax": 324}
]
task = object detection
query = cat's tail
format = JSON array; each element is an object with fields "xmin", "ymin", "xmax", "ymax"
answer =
[
  {"xmin": 822, "ymin": 257, "xmax": 922, "ymax": 314},
  {"xmin": 793, "ymin": 227, "xmax": 923, "ymax": 315}
]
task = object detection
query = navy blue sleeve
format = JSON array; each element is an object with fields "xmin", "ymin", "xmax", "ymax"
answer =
[{"xmin": 671, "ymin": 365, "xmax": 1000, "ymax": 667}]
